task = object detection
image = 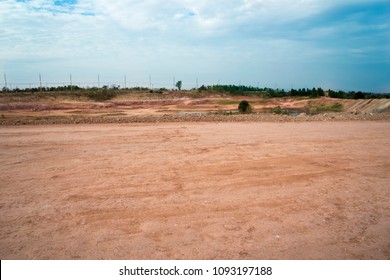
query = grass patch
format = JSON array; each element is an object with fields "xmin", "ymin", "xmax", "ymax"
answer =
[
  {"xmin": 191, "ymin": 92, "xmax": 202, "ymax": 98},
  {"xmin": 273, "ymin": 106, "xmax": 290, "ymax": 115},
  {"xmin": 307, "ymin": 102, "xmax": 343, "ymax": 114},
  {"xmin": 86, "ymin": 88, "xmax": 116, "ymax": 101}
]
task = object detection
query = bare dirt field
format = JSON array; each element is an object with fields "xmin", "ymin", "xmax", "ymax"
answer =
[{"xmin": 0, "ymin": 121, "xmax": 389, "ymax": 259}]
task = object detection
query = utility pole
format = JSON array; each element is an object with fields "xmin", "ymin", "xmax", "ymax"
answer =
[
  {"xmin": 98, "ymin": 74, "xmax": 100, "ymax": 88},
  {"xmin": 196, "ymin": 78, "xmax": 198, "ymax": 89},
  {"xmin": 3, "ymin": 73, "xmax": 7, "ymax": 92},
  {"xmin": 173, "ymin": 76, "xmax": 175, "ymax": 90},
  {"xmin": 149, "ymin": 75, "xmax": 152, "ymax": 90},
  {"xmin": 39, "ymin": 73, "xmax": 42, "ymax": 92},
  {"xmin": 70, "ymin": 74, "xmax": 73, "ymax": 92},
  {"xmin": 124, "ymin": 74, "xmax": 127, "ymax": 89}
]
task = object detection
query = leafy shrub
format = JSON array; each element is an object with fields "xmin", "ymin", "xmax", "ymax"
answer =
[
  {"xmin": 87, "ymin": 87, "xmax": 115, "ymax": 101},
  {"xmin": 238, "ymin": 100, "xmax": 252, "ymax": 113}
]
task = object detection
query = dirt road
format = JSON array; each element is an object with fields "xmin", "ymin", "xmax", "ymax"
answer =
[{"xmin": 0, "ymin": 121, "xmax": 389, "ymax": 259}]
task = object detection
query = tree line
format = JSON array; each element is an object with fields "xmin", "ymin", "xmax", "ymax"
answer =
[
  {"xmin": 2, "ymin": 84, "xmax": 389, "ymax": 99},
  {"xmin": 199, "ymin": 85, "xmax": 389, "ymax": 99}
]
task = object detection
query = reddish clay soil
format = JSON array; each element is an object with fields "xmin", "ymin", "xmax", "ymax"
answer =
[{"xmin": 0, "ymin": 122, "xmax": 389, "ymax": 259}]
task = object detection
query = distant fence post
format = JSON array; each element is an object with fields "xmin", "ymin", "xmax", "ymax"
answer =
[
  {"xmin": 3, "ymin": 73, "xmax": 7, "ymax": 93},
  {"xmin": 39, "ymin": 73, "xmax": 42, "ymax": 92},
  {"xmin": 70, "ymin": 74, "xmax": 73, "ymax": 92}
]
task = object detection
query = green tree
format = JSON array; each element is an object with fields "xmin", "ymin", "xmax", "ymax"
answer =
[
  {"xmin": 354, "ymin": 91, "xmax": 365, "ymax": 99},
  {"xmin": 176, "ymin": 81, "xmax": 182, "ymax": 90},
  {"xmin": 198, "ymin": 85, "xmax": 207, "ymax": 91}
]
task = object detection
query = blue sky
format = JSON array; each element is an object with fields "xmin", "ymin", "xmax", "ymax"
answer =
[{"xmin": 1, "ymin": 0, "xmax": 389, "ymax": 92}]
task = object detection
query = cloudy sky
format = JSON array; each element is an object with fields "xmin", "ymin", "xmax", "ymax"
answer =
[{"xmin": 1, "ymin": 0, "xmax": 389, "ymax": 91}]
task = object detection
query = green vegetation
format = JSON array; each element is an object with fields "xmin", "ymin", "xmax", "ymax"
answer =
[
  {"xmin": 2, "ymin": 83, "xmax": 389, "ymax": 100},
  {"xmin": 190, "ymin": 92, "xmax": 201, "ymax": 98},
  {"xmin": 238, "ymin": 100, "xmax": 252, "ymax": 114},
  {"xmin": 306, "ymin": 102, "xmax": 343, "ymax": 114},
  {"xmin": 273, "ymin": 106, "xmax": 290, "ymax": 115},
  {"xmin": 86, "ymin": 86, "xmax": 116, "ymax": 101},
  {"xmin": 175, "ymin": 81, "xmax": 182, "ymax": 90},
  {"xmin": 290, "ymin": 88, "xmax": 325, "ymax": 98},
  {"xmin": 206, "ymin": 85, "xmax": 264, "ymax": 95}
]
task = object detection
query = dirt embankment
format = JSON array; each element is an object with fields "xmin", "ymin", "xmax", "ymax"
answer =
[
  {"xmin": 344, "ymin": 99, "xmax": 390, "ymax": 113},
  {"xmin": 1, "ymin": 95, "xmax": 389, "ymax": 125}
]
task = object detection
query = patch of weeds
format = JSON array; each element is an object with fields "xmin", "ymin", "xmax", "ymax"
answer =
[
  {"xmin": 307, "ymin": 102, "xmax": 343, "ymax": 114},
  {"xmin": 273, "ymin": 106, "xmax": 290, "ymax": 115},
  {"xmin": 191, "ymin": 92, "xmax": 202, "ymax": 98},
  {"xmin": 329, "ymin": 103, "xmax": 343, "ymax": 112},
  {"xmin": 87, "ymin": 87, "xmax": 116, "ymax": 101}
]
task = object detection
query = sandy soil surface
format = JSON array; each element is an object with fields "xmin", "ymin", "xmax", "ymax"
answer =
[{"xmin": 0, "ymin": 122, "xmax": 389, "ymax": 259}]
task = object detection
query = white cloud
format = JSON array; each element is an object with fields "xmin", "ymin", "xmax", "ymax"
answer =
[{"xmin": 0, "ymin": 0, "xmax": 389, "ymax": 91}]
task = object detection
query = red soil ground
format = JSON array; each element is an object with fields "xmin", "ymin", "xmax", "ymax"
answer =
[{"xmin": 0, "ymin": 121, "xmax": 389, "ymax": 259}]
